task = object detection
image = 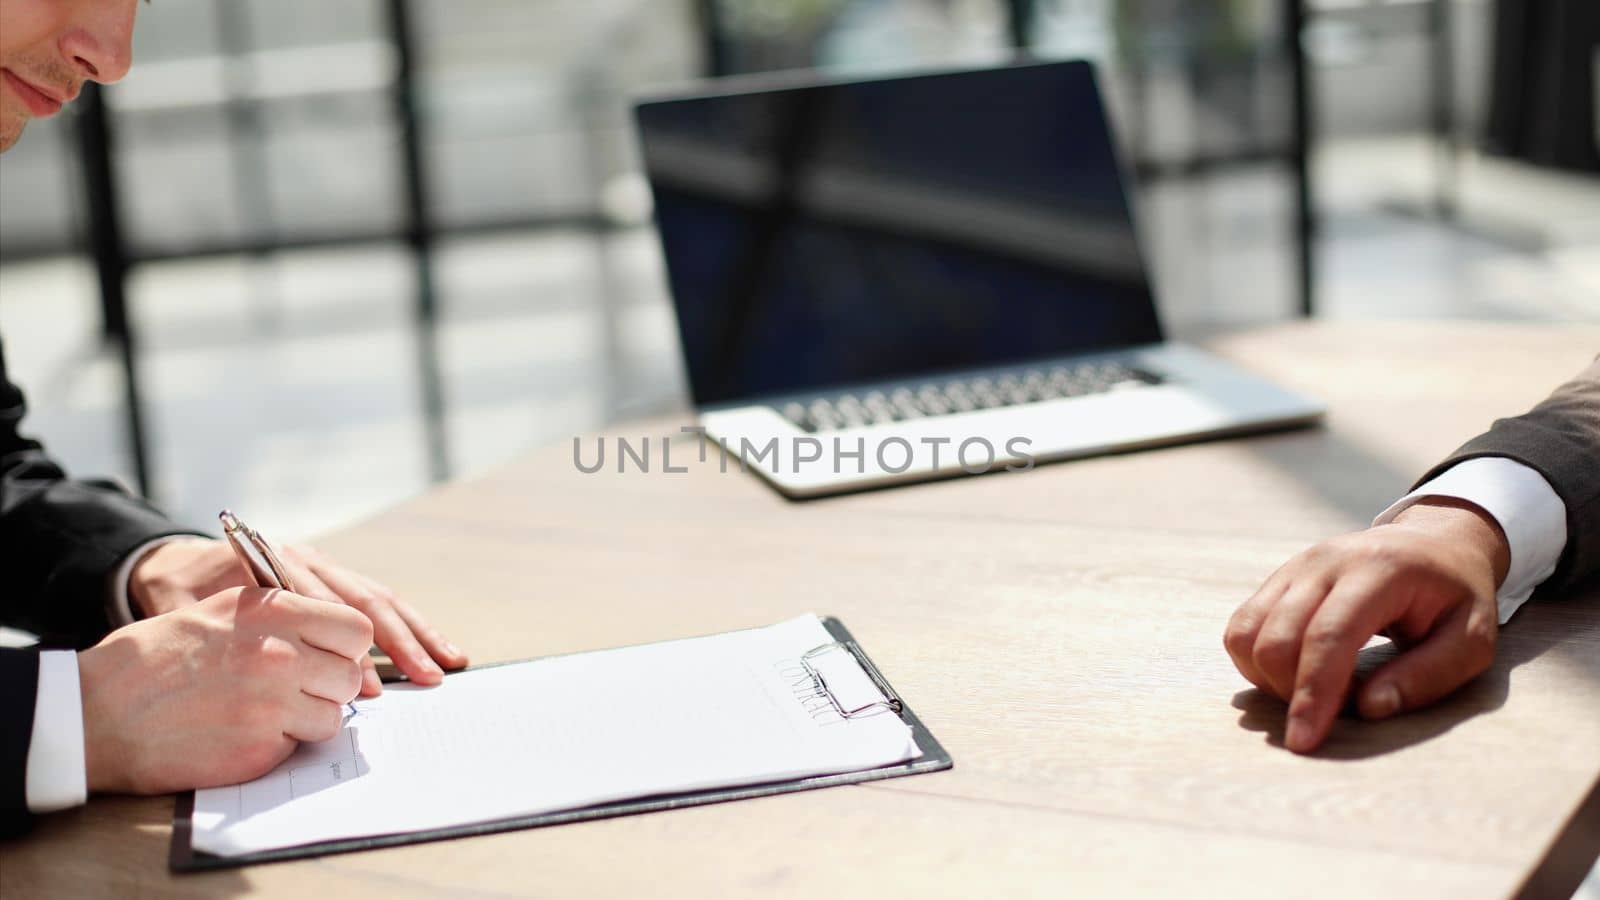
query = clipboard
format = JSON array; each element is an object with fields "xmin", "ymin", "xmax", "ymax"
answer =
[{"xmin": 169, "ymin": 616, "xmax": 952, "ymax": 871}]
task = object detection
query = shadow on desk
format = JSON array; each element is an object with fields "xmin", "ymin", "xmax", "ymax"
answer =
[
  {"xmin": 1229, "ymin": 584, "xmax": 1600, "ymax": 898},
  {"xmin": 1241, "ymin": 426, "xmax": 1414, "ymax": 527},
  {"xmin": 3, "ymin": 795, "xmax": 249, "ymax": 897}
]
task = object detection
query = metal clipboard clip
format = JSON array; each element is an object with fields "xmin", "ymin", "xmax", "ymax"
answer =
[{"xmin": 801, "ymin": 641, "xmax": 904, "ymax": 719}]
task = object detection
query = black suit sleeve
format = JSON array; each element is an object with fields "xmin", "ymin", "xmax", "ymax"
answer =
[
  {"xmin": 1, "ymin": 336, "xmax": 203, "ymax": 649},
  {"xmin": 1414, "ymin": 357, "xmax": 1600, "ymax": 597},
  {"xmin": 2, "ymin": 337, "xmax": 208, "ymax": 836},
  {"xmin": 0, "ymin": 648, "xmax": 41, "ymax": 837}
]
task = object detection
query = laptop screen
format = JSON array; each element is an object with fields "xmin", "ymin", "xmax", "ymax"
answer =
[{"xmin": 636, "ymin": 60, "xmax": 1164, "ymax": 406}]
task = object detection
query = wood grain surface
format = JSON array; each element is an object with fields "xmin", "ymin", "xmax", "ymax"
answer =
[{"xmin": 4, "ymin": 321, "xmax": 1597, "ymax": 899}]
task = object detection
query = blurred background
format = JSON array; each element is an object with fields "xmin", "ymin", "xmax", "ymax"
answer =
[{"xmin": 1, "ymin": 0, "xmax": 1598, "ymax": 541}]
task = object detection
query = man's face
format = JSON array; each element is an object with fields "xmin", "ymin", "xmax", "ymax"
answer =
[{"xmin": 0, "ymin": 0, "xmax": 138, "ymax": 153}]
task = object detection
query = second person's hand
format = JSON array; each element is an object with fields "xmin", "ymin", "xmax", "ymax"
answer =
[{"xmin": 1223, "ymin": 497, "xmax": 1509, "ymax": 753}]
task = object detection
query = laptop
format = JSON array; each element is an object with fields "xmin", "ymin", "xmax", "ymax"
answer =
[{"xmin": 634, "ymin": 59, "xmax": 1323, "ymax": 498}]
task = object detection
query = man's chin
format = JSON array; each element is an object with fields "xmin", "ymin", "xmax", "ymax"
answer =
[
  {"xmin": 0, "ymin": 106, "xmax": 28, "ymax": 152},
  {"xmin": 0, "ymin": 119, "xmax": 24, "ymax": 153}
]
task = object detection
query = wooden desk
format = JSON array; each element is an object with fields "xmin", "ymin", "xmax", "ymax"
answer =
[{"xmin": 5, "ymin": 322, "xmax": 1598, "ymax": 899}]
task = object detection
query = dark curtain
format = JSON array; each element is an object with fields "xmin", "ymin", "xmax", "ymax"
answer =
[{"xmin": 1485, "ymin": 0, "xmax": 1600, "ymax": 173}]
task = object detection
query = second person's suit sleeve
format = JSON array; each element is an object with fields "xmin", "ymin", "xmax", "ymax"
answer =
[{"xmin": 1414, "ymin": 356, "xmax": 1600, "ymax": 597}]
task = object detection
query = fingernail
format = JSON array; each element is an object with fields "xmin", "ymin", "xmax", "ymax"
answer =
[
  {"xmin": 1285, "ymin": 715, "xmax": 1313, "ymax": 752},
  {"xmin": 1363, "ymin": 683, "xmax": 1401, "ymax": 720},
  {"xmin": 444, "ymin": 642, "xmax": 462, "ymax": 659}
]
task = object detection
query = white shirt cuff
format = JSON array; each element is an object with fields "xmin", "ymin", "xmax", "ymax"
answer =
[
  {"xmin": 25, "ymin": 650, "xmax": 88, "ymax": 813},
  {"xmin": 1374, "ymin": 457, "xmax": 1569, "ymax": 624},
  {"xmin": 107, "ymin": 536, "xmax": 189, "ymax": 627}
]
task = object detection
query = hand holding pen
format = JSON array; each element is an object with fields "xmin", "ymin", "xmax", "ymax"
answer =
[
  {"xmin": 76, "ymin": 531, "xmax": 380, "ymax": 795},
  {"xmin": 123, "ymin": 512, "xmax": 469, "ymax": 696},
  {"xmin": 216, "ymin": 510, "xmax": 467, "ymax": 695},
  {"xmin": 221, "ymin": 510, "xmax": 360, "ymax": 717}
]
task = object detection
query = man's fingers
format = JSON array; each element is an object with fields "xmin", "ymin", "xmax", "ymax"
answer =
[
  {"xmin": 292, "ymin": 546, "xmax": 461, "ymax": 681},
  {"xmin": 1286, "ymin": 575, "xmax": 1396, "ymax": 753},
  {"xmin": 284, "ymin": 562, "xmax": 381, "ymax": 666},
  {"xmin": 280, "ymin": 552, "xmax": 384, "ymax": 691},
  {"xmin": 289, "ymin": 595, "xmax": 375, "ymax": 660},
  {"xmin": 370, "ymin": 602, "xmax": 443, "ymax": 684},
  {"xmin": 297, "ymin": 644, "xmax": 364, "ymax": 704},
  {"xmin": 389, "ymin": 594, "xmax": 468, "ymax": 670},
  {"xmin": 284, "ymin": 694, "xmax": 345, "ymax": 743},
  {"xmin": 358, "ymin": 654, "xmax": 382, "ymax": 697},
  {"xmin": 1224, "ymin": 572, "xmax": 1293, "ymax": 695},
  {"xmin": 284, "ymin": 561, "xmax": 339, "ymax": 604},
  {"xmin": 1248, "ymin": 577, "xmax": 1333, "ymax": 700},
  {"xmin": 1224, "ymin": 621, "xmax": 1274, "ymax": 695},
  {"xmin": 309, "ymin": 561, "xmax": 442, "ymax": 684},
  {"xmin": 1358, "ymin": 600, "xmax": 1496, "ymax": 720}
]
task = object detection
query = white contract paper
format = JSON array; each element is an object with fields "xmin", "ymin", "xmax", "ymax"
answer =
[{"xmin": 191, "ymin": 614, "xmax": 921, "ymax": 856}]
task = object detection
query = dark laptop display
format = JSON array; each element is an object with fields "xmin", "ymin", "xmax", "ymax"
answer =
[{"xmin": 636, "ymin": 60, "xmax": 1165, "ymax": 407}]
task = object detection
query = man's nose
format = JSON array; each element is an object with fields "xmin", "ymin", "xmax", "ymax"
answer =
[{"xmin": 58, "ymin": 9, "xmax": 135, "ymax": 85}]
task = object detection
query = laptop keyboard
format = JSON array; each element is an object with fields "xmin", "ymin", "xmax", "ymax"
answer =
[{"xmin": 775, "ymin": 361, "xmax": 1164, "ymax": 433}]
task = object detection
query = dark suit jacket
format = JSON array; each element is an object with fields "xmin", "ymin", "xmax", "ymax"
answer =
[
  {"xmin": 1, "ymin": 336, "xmax": 200, "ymax": 835},
  {"xmin": 1416, "ymin": 357, "xmax": 1600, "ymax": 597}
]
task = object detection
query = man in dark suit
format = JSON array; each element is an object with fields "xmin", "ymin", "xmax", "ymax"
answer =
[
  {"xmin": 1225, "ymin": 359, "xmax": 1599, "ymax": 753},
  {"xmin": 1, "ymin": 0, "xmax": 466, "ymax": 834}
]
